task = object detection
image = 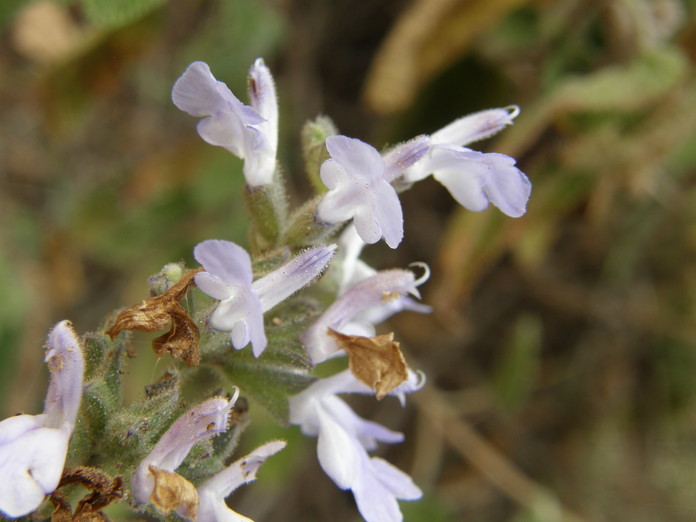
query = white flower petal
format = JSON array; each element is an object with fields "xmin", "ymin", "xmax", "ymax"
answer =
[
  {"xmin": 0, "ymin": 424, "xmax": 70, "ymax": 518},
  {"xmin": 194, "ymin": 272, "xmax": 234, "ymax": 301},
  {"xmin": 194, "ymin": 240, "xmax": 253, "ymax": 287},
  {"xmin": 326, "ymin": 136, "xmax": 384, "ymax": 181},
  {"xmin": 371, "ymin": 182, "xmax": 403, "ymax": 248},
  {"xmin": 231, "ymin": 320, "xmax": 250, "ymax": 349},
  {"xmin": 370, "ymin": 457, "xmax": 422, "ymax": 500},
  {"xmin": 316, "ymin": 405, "xmax": 360, "ymax": 489}
]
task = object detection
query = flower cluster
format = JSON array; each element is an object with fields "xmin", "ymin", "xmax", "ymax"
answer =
[{"xmin": 1, "ymin": 58, "xmax": 530, "ymax": 521}]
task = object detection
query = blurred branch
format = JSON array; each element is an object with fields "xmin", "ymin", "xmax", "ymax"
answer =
[
  {"xmin": 363, "ymin": 0, "xmax": 530, "ymax": 114},
  {"xmin": 414, "ymin": 383, "xmax": 586, "ymax": 522}
]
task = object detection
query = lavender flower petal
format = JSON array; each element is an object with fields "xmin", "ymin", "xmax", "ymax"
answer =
[
  {"xmin": 193, "ymin": 440, "xmax": 286, "ymax": 522},
  {"xmin": 430, "ymin": 147, "xmax": 532, "ymax": 217},
  {"xmin": 133, "ymin": 394, "xmax": 235, "ymax": 505}
]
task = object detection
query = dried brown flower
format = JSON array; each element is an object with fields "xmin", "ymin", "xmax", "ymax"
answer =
[
  {"xmin": 105, "ymin": 268, "xmax": 202, "ymax": 366},
  {"xmin": 328, "ymin": 329, "xmax": 408, "ymax": 399},
  {"xmin": 148, "ymin": 466, "xmax": 198, "ymax": 519},
  {"xmin": 49, "ymin": 466, "xmax": 123, "ymax": 521}
]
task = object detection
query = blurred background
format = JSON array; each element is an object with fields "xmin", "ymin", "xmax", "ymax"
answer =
[{"xmin": 1, "ymin": 0, "xmax": 695, "ymax": 520}]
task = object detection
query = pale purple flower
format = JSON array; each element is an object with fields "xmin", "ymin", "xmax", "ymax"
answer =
[
  {"xmin": 132, "ymin": 393, "xmax": 237, "ymax": 506},
  {"xmin": 302, "ymin": 266, "xmax": 430, "ymax": 364},
  {"xmin": 289, "ymin": 370, "xmax": 424, "ymax": 522},
  {"xmin": 192, "ymin": 440, "xmax": 286, "ymax": 522},
  {"xmin": 403, "ymin": 105, "xmax": 532, "ymax": 217},
  {"xmin": 0, "ymin": 321, "xmax": 84, "ymax": 519},
  {"xmin": 172, "ymin": 59, "xmax": 278, "ymax": 186},
  {"xmin": 317, "ymin": 135, "xmax": 428, "ymax": 249},
  {"xmin": 194, "ymin": 240, "xmax": 336, "ymax": 357}
]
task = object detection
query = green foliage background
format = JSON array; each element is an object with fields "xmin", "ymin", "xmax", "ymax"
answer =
[{"xmin": 1, "ymin": 0, "xmax": 695, "ymax": 520}]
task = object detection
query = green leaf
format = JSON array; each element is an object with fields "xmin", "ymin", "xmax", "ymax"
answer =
[
  {"xmin": 212, "ymin": 297, "xmax": 321, "ymax": 424},
  {"xmin": 80, "ymin": 0, "xmax": 168, "ymax": 29},
  {"xmin": 493, "ymin": 314, "xmax": 542, "ymax": 412}
]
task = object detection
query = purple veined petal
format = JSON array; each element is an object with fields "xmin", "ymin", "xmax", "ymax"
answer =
[
  {"xmin": 325, "ymin": 136, "xmax": 385, "ymax": 182},
  {"xmin": 432, "ymin": 105, "xmax": 519, "ymax": 146},
  {"xmin": 43, "ymin": 320, "xmax": 84, "ymax": 430},
  {"xmin": 382, "ymin": 135, "xmax": 431, "ymax": 182},
  {"xmin": 194, "ymin": 240, "xmax": 253, "ymax": 287},
  {"xmin": 316, "ymin": 404, "xmax": 361, "ymax": 490},
  {"xmin": 253, "ymin": 245, "xmax": 337, "ymax": 312},
  {"xmin": 194, "ymin": 272, "xmax": 235, "ymax": 301},
  {"xmin": 370, "ymin": 182, "xmax": 403, "ymax": 248}
]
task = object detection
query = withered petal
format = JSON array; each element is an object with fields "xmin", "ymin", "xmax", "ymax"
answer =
[
  {"xmin": 329, "ymin": 329, "xmax": 409, "ymax": 399},
  {"xmin": 105, "ymin": 269, "xmax": 202, "ymax": 366},
  {"xmin": 152, "ymin": 304, "xmax": 201, "ymax": 366},
  {"xmin": 148, "ymin": 466, "xmax": 198, "ymax": 520}
]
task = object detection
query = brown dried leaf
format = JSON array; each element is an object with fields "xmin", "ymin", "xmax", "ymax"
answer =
[
  {"xmin": 148, "ymin": 466, "xmax": 198, "ymax": 520},
  {"xmin": 329, "ymin": 329, "xmax": 409, "ymax": 400},
  {"xmin": 106, "ymin": 268, "xmax": 202, "ymax": 366},
  {"xmin": 49, "ymin": 466, "xmax": 123, "ymax": 521}
]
